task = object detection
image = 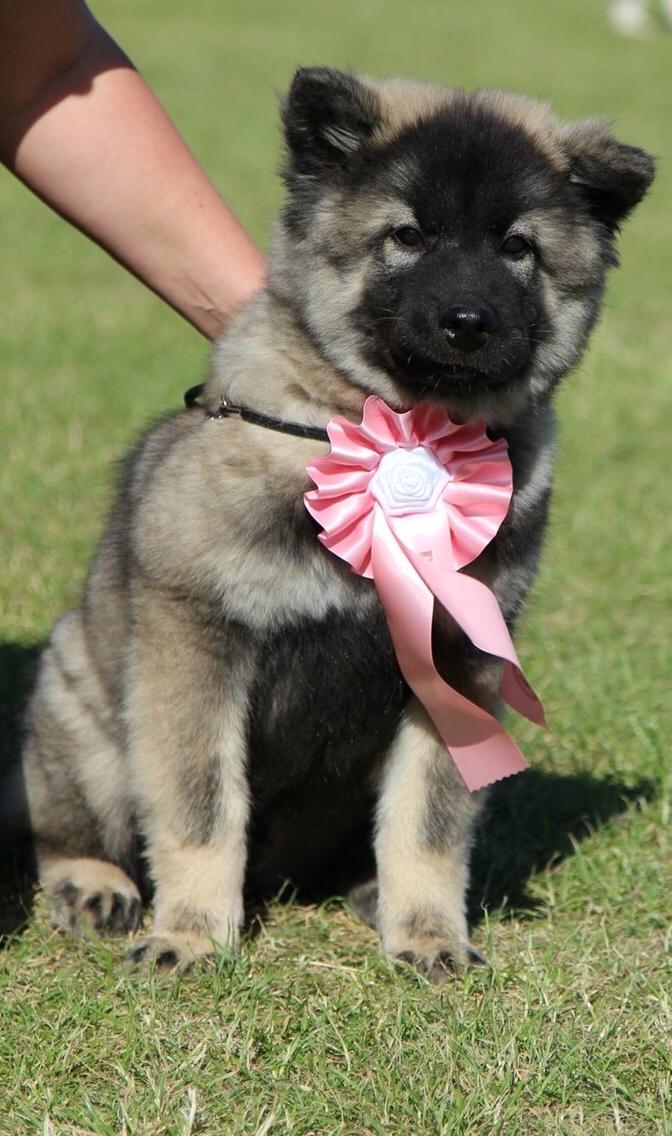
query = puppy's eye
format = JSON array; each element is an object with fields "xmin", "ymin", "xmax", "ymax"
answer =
[
  {"xmin": 500, "ymin": 234, "xmax": 533, "ymax": 259},
  {"xmin": 392, "ymin": 226, "xmax": 424, "ymax": 249}
]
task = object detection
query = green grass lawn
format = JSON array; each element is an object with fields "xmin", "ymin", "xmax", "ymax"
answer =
[{"xmin": 1, "ymin": 1, "xmax": 671, "ymax": 1133}]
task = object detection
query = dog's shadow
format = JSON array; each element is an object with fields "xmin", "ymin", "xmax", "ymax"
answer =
[
  {"xmin": 0, "ymin": 640, "xmax": 41, "ymax": 945},
  {"xmin": 0, "ymin": 638, "xmax": 656, "ymax": 946},
  {"xmin": 467, "ymin": 766, "xmax": 654, "ymax": 922}
]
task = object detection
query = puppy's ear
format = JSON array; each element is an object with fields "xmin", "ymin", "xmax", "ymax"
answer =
[
  {"xmin": 282, "ymin": 67, "xmax": 380, "ymax": 175},
  {"xmin": 562, "ymin": 119, "xmax": 655, "ymax": 232}
]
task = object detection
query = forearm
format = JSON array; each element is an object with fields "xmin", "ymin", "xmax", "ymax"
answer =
[{"xmin": 0, "ymin": 6, "xmax": 265, "ymax": 338}]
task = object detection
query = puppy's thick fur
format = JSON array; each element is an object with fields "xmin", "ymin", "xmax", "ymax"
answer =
[{"xmin": 23, "ymin": 70, "xmax": 653, "ymax": 976}]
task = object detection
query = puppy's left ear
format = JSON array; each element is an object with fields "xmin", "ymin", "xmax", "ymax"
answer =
[{"xmin": 562, "ymin": 119, "xmax": 655, "ymax": 231}]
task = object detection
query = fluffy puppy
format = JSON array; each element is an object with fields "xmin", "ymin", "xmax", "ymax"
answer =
[{"xmin": 22, "ymin": 69, "xmax": 653, "ymax": 977}]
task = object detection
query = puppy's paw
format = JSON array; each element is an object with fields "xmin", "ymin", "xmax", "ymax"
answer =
[
  {"xmin": 383, "ymin": 908, "xmax": 488, "ymax": 983},
  {"xmin": 124, "ymin": 931, "xmax": 217, "ymax": 973},
  {"xmin": 45, "ymin": 859, "xmax": 141, "ymax": 937},
  {"xmin": 393, "ymin": 943, "xmax": 488, "ymax": 984}
]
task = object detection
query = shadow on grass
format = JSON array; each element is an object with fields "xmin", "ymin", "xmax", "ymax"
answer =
[
  {"xmin": 263, "ymin": 767, "xmax": 657, "ymax": 930},
  {"xmin": 0, "ymin": 640, "xmax": 41, "ymax": 945},
  {"xmin": 0, "ymin": 638, "xmax": 658, "ymax": 945},
  {"xmin": 468, "ymin": 767, "xmax": 656, "ymax": 923}
]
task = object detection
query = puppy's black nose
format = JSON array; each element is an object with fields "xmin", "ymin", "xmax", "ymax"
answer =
[{"xmin": 441, "ymin": 304, "xmax": 497, "ymax": 353}]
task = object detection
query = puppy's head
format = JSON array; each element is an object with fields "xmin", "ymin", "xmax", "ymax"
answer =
[{"xmin": 272, "ymin": 67, "xmax": 654, "ymax": 421}]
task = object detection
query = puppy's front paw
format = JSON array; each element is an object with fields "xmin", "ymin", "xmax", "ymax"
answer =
[
  {"xmin": 383, "ymin": 908, "xmax": 488, "ymax": 983},
  {"xmin": 124, "ymin": 931, "xmax": 219, "ymax": 973},
  {"xmin": 45, "ymin": 860, "xmax": 142, "ymax": 937},
  {"xmin": 393, "ymin": 943, "xmax": 488, "ymax": 983}
]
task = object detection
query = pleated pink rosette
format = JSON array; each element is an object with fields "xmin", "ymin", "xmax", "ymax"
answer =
[{"xmin": 304, "ymin": 396, "xmax": 545, "ymax": 791}]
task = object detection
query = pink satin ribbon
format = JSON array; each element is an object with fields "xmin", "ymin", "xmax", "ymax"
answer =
[{"xmin": 304, "ymin": 396, "xmax": 545, "ymax": 791}]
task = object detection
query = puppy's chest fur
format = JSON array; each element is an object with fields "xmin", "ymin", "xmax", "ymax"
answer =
[
  {"xmin": 244, "ymin": 602, "xmax": 408, "ymax": 888},
  {"xmin": 247, "ymin": 602, "xmax": 407, "ymax": 787}
]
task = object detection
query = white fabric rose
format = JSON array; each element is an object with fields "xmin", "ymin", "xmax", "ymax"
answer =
[{"xmin": 370, "ymin": 445, "xmax": 450, "ymax": 517}]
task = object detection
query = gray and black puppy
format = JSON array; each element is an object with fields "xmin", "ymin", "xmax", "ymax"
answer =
[{"xmin": 23, "ymin": 69, "xmax": 653, "ymax": 977}]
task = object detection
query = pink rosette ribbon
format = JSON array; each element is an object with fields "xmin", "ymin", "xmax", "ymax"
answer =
[{"xmin": 304, "ymin": 395, "xmax": 545, "ymax": 791}]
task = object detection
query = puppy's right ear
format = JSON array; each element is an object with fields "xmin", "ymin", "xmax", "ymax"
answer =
[{"xmin": 282, "ymin": 68, "xmax": 380, "ymax": 176}]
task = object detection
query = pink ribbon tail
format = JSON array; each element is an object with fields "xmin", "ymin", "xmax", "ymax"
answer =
[
  {"xmin": 398, "ymin": 539, "xmax": 546, "ymax": 728},
  {"xmin": 371, "ymin": 513, "xmax": 532, "ymax": 791}
]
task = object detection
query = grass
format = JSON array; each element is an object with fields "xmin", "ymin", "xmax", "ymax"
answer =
[{"xmin": 1, "ymin": 1, "xmax": 671, "ymax": 1133}]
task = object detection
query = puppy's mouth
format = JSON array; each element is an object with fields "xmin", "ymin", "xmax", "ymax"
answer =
[{"xmin": 387, "ymin": 349, "xmax": 518, "ymax": 395}]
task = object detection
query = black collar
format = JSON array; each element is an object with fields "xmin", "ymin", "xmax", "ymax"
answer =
[{"xmin": 184, "ymin": 384, "xmax": 329, "ymax": 443}]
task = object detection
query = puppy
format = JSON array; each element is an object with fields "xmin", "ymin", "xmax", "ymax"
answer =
[{"xmin": 23, "ymin": 69, "xmax": 654, "ymax": 977}]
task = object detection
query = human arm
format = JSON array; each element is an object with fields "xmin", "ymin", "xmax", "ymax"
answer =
[{"xmin": 0, "ymin": 0, "xmax": 266, "ymax": 339}]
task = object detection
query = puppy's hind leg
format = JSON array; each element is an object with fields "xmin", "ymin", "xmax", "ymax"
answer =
[
  {"xmin": 124, "ymin": 588, "xmax": 253, "ymax": 972},
  {"xmin": 375, "ymin": 700, "xmax": 487, "ymax": 983},
  {"xmin": 24, "ymin": 611, "xmax": 141, "ymax": 936}
]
